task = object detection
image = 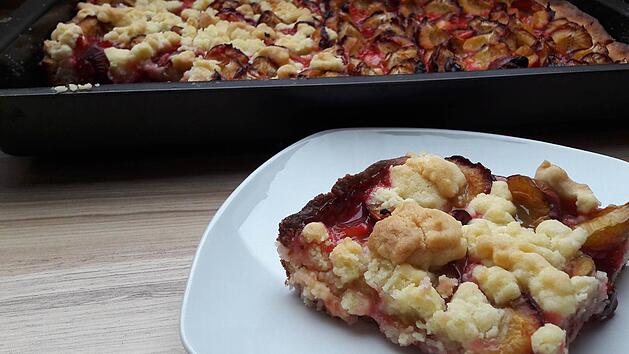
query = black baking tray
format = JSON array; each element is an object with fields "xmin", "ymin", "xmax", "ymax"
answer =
[{"xmin": 1, "ymin": 0, "xmax": 628, "ymax": 155}]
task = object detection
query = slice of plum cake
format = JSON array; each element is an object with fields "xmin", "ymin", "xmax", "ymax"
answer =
[{"xmin": 277, "ymin": 153, "xmax": 628, "ymax": 354}]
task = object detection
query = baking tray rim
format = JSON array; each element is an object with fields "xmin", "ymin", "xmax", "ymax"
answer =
[{"xmin": 1, "ymin": 63, "xmax": 627, "ymax": 97}]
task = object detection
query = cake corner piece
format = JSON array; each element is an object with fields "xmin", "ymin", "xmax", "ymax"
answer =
[{"xmin": 277, "ymin": 152, "xmax": 629, "ymax": 354}]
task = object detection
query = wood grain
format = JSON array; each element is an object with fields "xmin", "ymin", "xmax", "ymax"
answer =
[
  {"xmin": 0, "ymin": 132, "xmax": 627, "ymax": 353},
  {"xmin": 0, "ymin": 153, "xmax": 268, "ymax": 353}
]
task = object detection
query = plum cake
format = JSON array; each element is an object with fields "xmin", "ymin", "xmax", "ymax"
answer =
[
  {"xmin": 43, "ymin": 0, "xmax": 628, "ymax": 84},
  {"xmin": 277, "ymin": 153, "xmax": 628, "ymax": 354}
]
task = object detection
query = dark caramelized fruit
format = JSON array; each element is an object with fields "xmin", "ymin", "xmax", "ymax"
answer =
[
  {"xmin": 580, "ymin": 203, "xmax": 629, "ymax": 281},
  {"xmin": 550, "ymin": 24, "xmax": 593, "ymax": 54},
  {"xmin": 506, "ymin": 175, "xmax": 561, "ymax": 228},
  {"xmin": 425, "ymin": 0, "xmax": 461, "ymax": 18},
  {"xmin": 419, "ymin": 20, "xmax": 450, "ymax": 49},
  {"xmin": 485, "ymin": 308, "xmax": 541, "ymax": 354},
  {"xmin": 582, "ymin": 203, "xmax": 629, "ymax": 250},
  {"xmin": 248, "ymin": 56, "xmax": 278, "ymax": 79},
  {"xmin": 565, "ymin": 254, "xmax": 596, "ymax": 277},
  {"xmin": 446, "ymin": 156, "xmax": 493, "ymax": 206},
  {"xmin": 459, "ymin": 0, "xmax": 494, "ymax": 16}
]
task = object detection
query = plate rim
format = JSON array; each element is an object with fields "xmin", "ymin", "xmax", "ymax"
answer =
[{"xmin": 179, "ymin": 127, "xmax": 628, "ymax": 353}]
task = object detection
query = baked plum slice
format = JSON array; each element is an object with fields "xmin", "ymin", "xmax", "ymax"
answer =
[
  {"xmin": 506, "ymin": 175, "xmax": 562, "ymax": 228},
  {"xmin": 205, "ymin": 44, "xmax": 249, "ymax": 80},
  {"xmin": 549, "ymin": 23, "xmax": 593, "ymax": 54},
  {"xmin": 580, "ymin": 203, "xmax": 629, "ymax": 282},
  {"xmin": 446, "ymin": 155, "xmax": 493, "ymax": 206}
]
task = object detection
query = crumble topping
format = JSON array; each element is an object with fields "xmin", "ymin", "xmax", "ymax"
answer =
[
  {"xmin": 184, "ymin": 58, "xmax": 222, "ymax": 81},
  {"xmin": 373, "ymin": 154, "xmax": 467, "ymax": 210},
  {"xmin": 289, "ymin": 267, "xmax": 335, "ymax": 307},
  {"xmin": 131, "ymin": 31, "xmax": 181, "ymax": 59},
  {"xmin": 53, "ymin": 85, "xmax": 69, "ymax": 93},
  {"xmin": 340, "ymin": 289, "xmax": 371, "ymax": 316},
  {"xmin": 364, "ymin": 256, "xmax": 396, "ymax": 290},
  {"xmin": 436, "ymin": 275, "xmax": 458, "ymax": 299},
  {"xmin": 465, "ymin": 219, "xmax": 589, "ymax": 270},
  {"xmin": 464, "ymin": 218, "xmax": 594, "ymax": 318},
  {"xmin": 274, "ymin": 23, "xmax": 316, "ymax": 55},
  {"xmin": 536, "ymin": 220, "xmax": 589, "ymax": 260},
  {"xmin": 309, "ymin": 48, "xmax": 346, "ymax": 72},
  {"xmin": 44, "ymin": 0, "xmax": 322, "ymax": 82},
  {"xmin": 467, "ymin": 181, "xmax": 517, "ymax": 224},
  {"xmin": 51, "ymin": 23, "xmax": 83, "ymax": 48},
  {"xmin": 427, "ymin": 282, "xmax": 505, "ymax": 346},
  {"xmin": 527, "ymin": 267, "xmax": 578, "ymax": 318},
  {"xmin": 535, "ymin": 161, "xmax": 600, "ymax": 214},
  {"xmin": 270, "ymin": 0, "xmax": 314, "ymax": 22},
  {"xmin": 531, "ymin": 324, "xmax": 567, "ymax": 354},
  {"xmin": 170, "ymin": 50, "xmax": 196, "ymax": 71},
  {"xmin": 301, "ymin": 221, "xmax": 329, "ymax": 243},
  {"xmin": 307, "ymin": 246, "xmax": 331, "ymax": 271},
  {"xmin": 472, "ymin": 265, "xmax": 521, "ymax": 305},
  {"xmin": 192, "ymin": 0, "xmax": 212, "ymax": 11},
  {"xmin": 330, "ymin": 238, "xmax": 367, "ymax": 284},
  {"xmin": 191, "ymin": 21, "xmax": 266, "ymax": 55},
  {"xmin": 380, "ymin": 264, "xmax": 444, "ymax": 321},
  {"xmin": 368, "ymin": 200, "xmax": 466, "ymax": 269},
  {"xmin": 368, "ymin": 187, "xmax": 404, "ymax": 212},
  {"xmin": 570, "ymin": 275, "xmax": 599, "ymax": 305},
  {"xmin": 363, "ymin": 257, "xmax": 446, "ymax": 325},
  {"xmin": 408, "ymin": 154, "xmax": 467, "ymax": 199},
  {"xmin": 104, "ymin": 47, "xmax": 135, "ymax": 70},
  {"xmin": 44, "ymin": 23, "xmax": 83, "ymax": 61},
  {"xmin": 52, "ymin": 83, "xmax": 95, "ymax": 93}
]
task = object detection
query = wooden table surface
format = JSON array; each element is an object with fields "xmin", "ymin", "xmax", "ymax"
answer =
[{"xmin": 1, "ymin": 130, "xmax": 627, "ymax": 353}]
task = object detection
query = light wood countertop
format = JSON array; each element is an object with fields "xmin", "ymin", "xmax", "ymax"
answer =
[{"xmin": 0, "ymin": 153, "xmax": 268, "ymax": 353}]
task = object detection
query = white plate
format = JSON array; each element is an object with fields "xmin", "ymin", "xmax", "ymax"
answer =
[{"xmin": 180, "ymin": 128, "xmax": 629, "ymax": 354}]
